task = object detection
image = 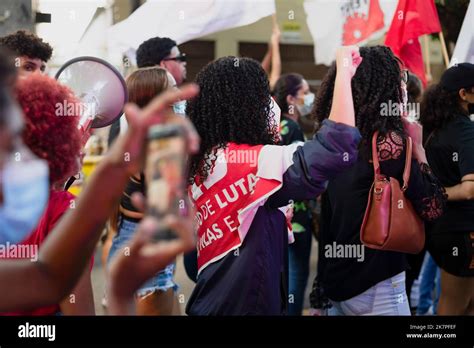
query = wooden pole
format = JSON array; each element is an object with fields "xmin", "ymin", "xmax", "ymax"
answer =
[
  {"xmin": 438, "ymin": 31, "xmax": 450, "ymax": 67},
  {"xmin": 423, "ymin": 35, "xmax": 432, "ymax": 83}
]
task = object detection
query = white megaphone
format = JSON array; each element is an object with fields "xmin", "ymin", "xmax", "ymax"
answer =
[
  {"xmin": 55, "ymin": 56, "xmax": 127, "ymax": 189},
  {"xmin": 55, "ymin": 56, "xmax": 128, "ymax": 140}
]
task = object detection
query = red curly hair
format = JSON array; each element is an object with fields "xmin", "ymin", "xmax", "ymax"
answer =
[{"xmin": 15, "ymin": 74, "xmax": 82, "ymax": 185}]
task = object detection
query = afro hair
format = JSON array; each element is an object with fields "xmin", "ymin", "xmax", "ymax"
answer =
[
  {"xmin": 136, "ymin": 37, "xmax": 176, "ymax": 68},
  {"xmin": 0, "ymin": 30, "xmax": 53, "ymax": 62},
  {"xmin": 15, "ymin": 74, "xmax": 82, "ymax": 185}
]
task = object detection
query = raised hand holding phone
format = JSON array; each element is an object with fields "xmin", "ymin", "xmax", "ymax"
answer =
[{"xmin": 145, "ymin": 124, "xmax": 189, "ymax": 241}]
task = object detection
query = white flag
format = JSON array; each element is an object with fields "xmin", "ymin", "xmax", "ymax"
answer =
[
  {"xmin": 304, "ymin": 0, "xmax": 397, "ymax": 65},
  {"xmin": 451, "ymin": 0, "xmax": 474, "ymax": 65},
  {"xmin": 108, "ymin": 0, "xmax": 275, "ymax": 62}
]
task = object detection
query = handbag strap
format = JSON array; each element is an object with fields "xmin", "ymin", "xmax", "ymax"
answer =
[{"xmin": 371, "ymin": 131, "xmax": 413, "ymax": 191}]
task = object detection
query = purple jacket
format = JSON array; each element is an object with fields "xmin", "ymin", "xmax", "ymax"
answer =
[{"xmin": 186, "ymin": 120, "xmax": 361, "ymax": 315}]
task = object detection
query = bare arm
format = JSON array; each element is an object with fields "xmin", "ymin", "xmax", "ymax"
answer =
[
  {"xmin": 268, "ymin": 16, "xmax": 281, "ymax": 90},
  {"xmin": 0, "ymin": 85, "xmax": 200, "ymax": 312},
  {"xmin": 0, "ymin": 158, "xmax": 129, "ymax": 311},
  {"xmin": 328, "ymin": 46, "xmax": 362, "ymax": 127},
  {"xmin": 60, "ymin": 267, "xmax": 95, "ymax": 315},
  {"xmin": 445, "ymin": 174, "xmax": 474, "ymax": 201},
  {"xmin": 261, "ymin": 46, "xmax": 272, "ymax": 74}
]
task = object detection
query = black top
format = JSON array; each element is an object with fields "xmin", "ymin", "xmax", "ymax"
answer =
[
  {"xmin": 318, "ymin": 131, "xmax": 446, "ymax": 302},
  {"xmin": 279, "ymin": 116, "xmax": 313, "ymax": 235},
  {"xmin": 120, "ymin": 173, "xmax": 145, "ymax": 216},
  {"xmin": 280, "ymin": 116, "xmax": 305, "ymax": 144},
  {"xmin": 424, "ymin": 115, "xmax": 474, "ymax": 234}
]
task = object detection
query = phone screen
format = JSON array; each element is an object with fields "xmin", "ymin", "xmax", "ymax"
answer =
[{"xmin": 145, "ymin": 124, "xmax": 187, "ymax": 241}]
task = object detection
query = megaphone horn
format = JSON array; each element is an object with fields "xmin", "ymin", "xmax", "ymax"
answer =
[
  {"xmin": 55, "ymin": 56, "xmax": 128, "ymax": 190},
  {"xmin": 55, "ymin": 56, "xmax": 128, "ymax": 138}
]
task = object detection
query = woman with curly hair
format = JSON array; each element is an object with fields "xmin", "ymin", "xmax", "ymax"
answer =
[
  {"xmin": 185, "ymin": 47, "xmax": 362, "ymax": 315},
  {"xmin": 311, "ymin": 45, "xmax": 446, "ymax": 316},
  {"xmin": 0, "ymin": 73, "xmax": 94, "ymax": 315},
  {"xmin": 420, "ymin": 63, "xmax": 474, "ymax": 315}
]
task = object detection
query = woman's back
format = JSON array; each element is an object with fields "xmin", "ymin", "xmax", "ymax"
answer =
[{"xmin": 319, "ymin": 131, "xmax": 445, "ymax": 301}]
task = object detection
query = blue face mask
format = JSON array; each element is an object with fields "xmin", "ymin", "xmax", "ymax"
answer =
[
  {"xmin": 0, "ymin": 158, "xmax": 49, "ymax": 244},
  {"xmin": 173, "ymin": 100, "xmax": 186, "ymax": 115}
]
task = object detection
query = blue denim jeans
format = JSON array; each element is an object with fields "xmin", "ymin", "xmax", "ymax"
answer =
[
  {"xmin": 328, "ymin": 272, "xmax": 411, "ymax": 316},
  {"xmin": 288, "ymin": 227, "xmax": 312, "ymax": 315},
  {"xmin": 417, "ymin": 252, "xmax": 441, "ymax": 315},
  {"xmin": 107, "ymin": 218, "xmax": 178, "ymax": 297}
]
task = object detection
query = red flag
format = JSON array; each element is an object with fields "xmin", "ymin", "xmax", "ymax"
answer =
[
  {"xmin": 342, "ymin": 0, "xmax": 385, "ymax": 45},
  {"xmin": 384, "ymin": 0, "xmax": 441, "ymax": 85}
]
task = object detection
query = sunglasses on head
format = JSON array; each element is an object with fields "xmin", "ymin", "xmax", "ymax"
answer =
[{"xmin": 163, "ymin": 53, "xmax": 187, "ymax": 63}]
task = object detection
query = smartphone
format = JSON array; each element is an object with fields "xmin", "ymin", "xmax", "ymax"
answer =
[{"xmin": 145, "ymin": 124, "xmax": 187, "ymax": 241}]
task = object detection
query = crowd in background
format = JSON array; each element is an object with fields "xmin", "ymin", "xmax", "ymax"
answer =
[{"xmin": 0, "ymin": 27, "xmax": 473, "ymax": 316}]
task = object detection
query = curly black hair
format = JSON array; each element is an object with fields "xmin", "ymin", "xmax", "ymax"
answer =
[
  {"xmin": 0, "ymin": 30, "xmax": 52, "ymax": 62},
  {"xmin": 407, "ymin": 72, "xmax": 422, "ymax": 104},
  {"xmin": 419, "ymin": 84, "xmax": 469, "ymax": 134},
  {"xmin": 273, "ymin": 73, "xmax": 304, "ymax": 114},
  {"xmin": 136, "ymin": 37, "xmax": 176, "ymax": 68},
  {"xmin": 312, "ymin": 45, "xmax": 405, "ymax": 157},
  {"xmin": 187, "ymin": 56, "xmax": 276, "ymax": 184}
]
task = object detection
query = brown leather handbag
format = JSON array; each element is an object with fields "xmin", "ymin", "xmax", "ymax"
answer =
[{"xmin": 360, "ymin": 132, "xmax": 424, "ymax": 254}]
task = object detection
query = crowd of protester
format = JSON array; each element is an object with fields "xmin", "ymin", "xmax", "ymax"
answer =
[{"xmin": 0, "ymin": 28, "xmax": 472, "ymax": 316}]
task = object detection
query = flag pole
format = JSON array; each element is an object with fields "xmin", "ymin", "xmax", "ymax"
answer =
[
  {"xmin": 438, "ymin": 31, "xmax": 450, "ymax": 67},
  {"xmin": 423, "ymin": 35, "xmax": 432, "ymax": 83}
]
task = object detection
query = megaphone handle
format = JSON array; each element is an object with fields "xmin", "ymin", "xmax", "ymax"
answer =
[
  {"xmin": 80, "ymin": 118, "xmax": 93, "ymax": 146},
  {"xmin": 64, "ymin": 121, "xmax": 93, "ymax": 191},
  {"xmin": 64, "ymin": 175, "xmax": 76, "ymax": 191}
]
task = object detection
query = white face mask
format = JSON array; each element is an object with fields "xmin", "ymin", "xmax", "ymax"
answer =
[
  {"xmin": 0, "ymin": 150, "xmax": 49, "ymax": 244},
  {"xmin": 296, "ymin": 92, "xmax": 315, "ymax": 116}
]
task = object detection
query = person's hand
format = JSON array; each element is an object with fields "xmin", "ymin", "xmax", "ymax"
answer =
[
  {"xmin": 106, "ymin": 84, "xmax": 200, "ymax": 175},
  {"xmin": 309, "ymin": 308, "xmax": 328, "ymax": 316},
  {"xmin": 107, "ymin": 210, "xmax": 195, "ymax": 314},
  {"xmin": 335, "ymin": 46, "xmax": 363, "ymax": 78},
  {"xmin": 270, "ymin": 25, "xmax": 281, "ymax": 47}
]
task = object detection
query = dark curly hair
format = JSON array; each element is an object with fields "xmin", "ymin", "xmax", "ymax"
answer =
[
  {"xmin": 15, "ymin": 74, "xmax": 82, "ymax": 185},
  {"xmin": 136, "ymin": 37, "xmax": 176, "ymax": 68},
  {"xmin": 419, "ymin": 84, "xmax": 470, "ymax": 135},
  {"xmin": 187, "ymin": 56, "xmax": 276, "ymax": 184},
  {"xmin": 273, "ymin": 73, "xmax": 304, "ymax": 114},
  {"xmin": 0, "ymin": 30, "xmax": 52, "ymax": 62},
  {"xmin": 312, "ymin": 45, "xmax": 405, "ymax": 157},
  {"xmin": 407, "ymin": 72, "xmax": 422, "ymax": 104}
]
